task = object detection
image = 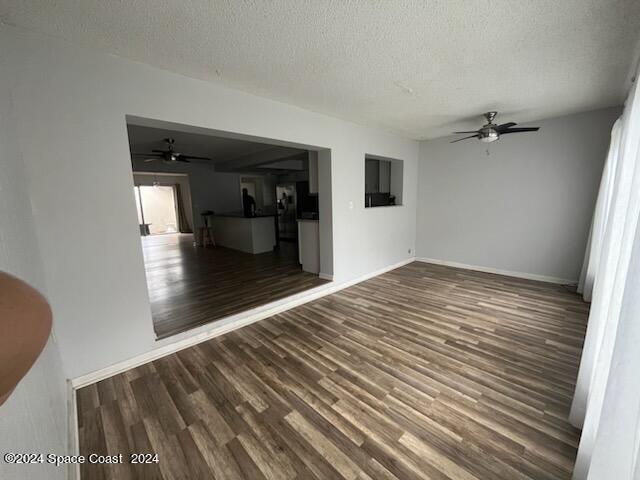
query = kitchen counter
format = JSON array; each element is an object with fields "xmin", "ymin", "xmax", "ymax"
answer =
[
  {"xmin": 215, "ymin": 211, "xmax": 277, "ymax": 218},
  {"xmin": 297, "ymin": 219, "xmax": 320, "ymax": 274},
  {"xmin": 213, "ymin": 213, "xmax": 276, "ymax": 254}
]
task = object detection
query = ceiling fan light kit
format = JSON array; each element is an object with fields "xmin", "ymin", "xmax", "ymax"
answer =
[
  {"xmin": 479, "ymin": 128, "xmax": 500, "ymax": 143},
  {"xmin": 450, "ymin": 112, "xmax": 540, "ymax": 144}
]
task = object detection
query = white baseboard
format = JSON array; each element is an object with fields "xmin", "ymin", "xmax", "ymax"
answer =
[
  {"xmin": 337, "ymin": 257, "xmax": 415, "ymax": 286},
  {"xmin": 318, "ymin": 272, "xmax": 334, "ymax": 281},
  {"xmin": 70, "ymin": 256, "xmax": 415, "ymax": 389},
  {"xmin": 415, "ymin": 257, "xmax": 576, "ymax": 285}
]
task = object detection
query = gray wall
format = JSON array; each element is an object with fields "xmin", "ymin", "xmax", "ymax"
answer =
[
  {"xmin": 4, "ymin": 25, "xmax": 418, "ymax": 380},
  {"xmin": 0, "ymin": 78, "xmax": 68, "ymax": 479},
  {"xmin": 416, "ymin": 107, "xmax": 621, "ymax": 283}
]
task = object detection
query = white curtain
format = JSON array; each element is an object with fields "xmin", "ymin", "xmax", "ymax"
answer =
[
  {"xmin": 577, "ymin": 120, "xmax": 622, "ymax": 301},
  {"xmin": 585, "ymin": 218, "xmax": 640, "ymax": 479},
  {"xmin": 571, "ymin": 67, "xmax": 640, "ymax": 479}
]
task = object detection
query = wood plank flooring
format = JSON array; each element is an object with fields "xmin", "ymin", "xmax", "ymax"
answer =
[
  {"xmin": 77, "ymin": 261, "xmax": 588, "ymax": 479},
  {"xmin": 142, "ymin": 234, "xmax": 328, "ymax": 338}
]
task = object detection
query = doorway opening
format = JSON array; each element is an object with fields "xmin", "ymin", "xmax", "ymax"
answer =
[
  {"xmin": 134, "ymin": 185, "xmax": 180, "ymax": 236},
  {"xmin": 126, "ymin": 116, "xmax": 334, "ymax": 339}
]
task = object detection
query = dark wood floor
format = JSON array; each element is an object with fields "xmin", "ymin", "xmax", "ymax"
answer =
[
  {"xmin": 142, "ymin": 234, "xmax": 328, "ymax": 338},
  {"xmin": 77, "ymin": 262, "xmax": 588, "ymax": 480}
]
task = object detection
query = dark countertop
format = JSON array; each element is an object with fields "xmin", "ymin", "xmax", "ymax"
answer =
[{"xmin": 215, "ymin": 211, "xmax": 277, "ymax": 218}]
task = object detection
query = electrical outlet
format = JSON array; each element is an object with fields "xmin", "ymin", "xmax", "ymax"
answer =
[{"xmin": 348, "ymin": 201, "xmax": 354, "ymax": 210}]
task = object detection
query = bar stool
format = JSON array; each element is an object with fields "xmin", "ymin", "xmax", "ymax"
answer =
[{"xmin": 199, "ymin": 211, "xmax": 215, "ymax": 247}]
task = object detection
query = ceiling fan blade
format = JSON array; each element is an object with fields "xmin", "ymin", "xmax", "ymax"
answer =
[
  {"xmin": 131, "ymin": 152, "xmax": 162, "ymax": 157},
  {"xmin": 496, "ymin": 122, "xmax": 517, "ymax": 132},
  {"xmin": 453, "ymin": 130, "xmax": 480, "ymax": 134},
  {"xmin": 175, "ymin": 158, "xmax": 191, "ymax": 163},
  {"xmin": 179, "ymin": 155, "xmax": 211, "ymax": 161},
  {"xmin": 151, "ymin": 149, "xmax": 170, "ymax": 154},
  {"xmin": 501, "ymin": 127, "xmax": 539, "ymax": 134},
  {"xmin": 450, "ymin": 135, "xmax": 479, "ymax": 143}
]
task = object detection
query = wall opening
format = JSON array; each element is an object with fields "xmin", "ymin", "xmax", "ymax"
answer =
[
  {"xmin": 125, "ymin": 115, "xmax": 334, "ymax": 339},
  {"xmin": 364, "ymin": 154, "xmax": 404, "ymax": 208}
]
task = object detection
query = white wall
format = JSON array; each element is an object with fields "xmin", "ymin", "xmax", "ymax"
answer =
[
  {"xmin": 416, "ymin": 107, "xmax": 620, "ymax": 283},
  {"xmin": 2, "ymin": 25, "xmax": 418, "ymax": 380},
  {"xmin": 0, "ymin": 72, "xmax": 68, "ymax": 480}
]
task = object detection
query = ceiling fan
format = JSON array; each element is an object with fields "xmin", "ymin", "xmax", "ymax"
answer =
[
  {"xmin": 450, "ymin": 112, "xmax": 539, "ymax": 143},
  {"xmin": 130, "ymin": 138, "xmax": 211, "ymax": 163}
]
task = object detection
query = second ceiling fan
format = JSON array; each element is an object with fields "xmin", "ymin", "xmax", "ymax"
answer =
[
  {"xmin": 131, "ymin": 138, "xmax": 211, "ymax": 163},
  {"xmin": 451, "ymin": 112, "xmax": 539, "ymax": 143}
]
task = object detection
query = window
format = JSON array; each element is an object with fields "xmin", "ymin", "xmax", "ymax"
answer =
[{"xmin": 364, "ymin": 155, "xmax": 403, "ymax": 208}]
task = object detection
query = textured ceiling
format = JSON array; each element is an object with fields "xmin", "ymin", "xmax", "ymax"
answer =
[{"xmin": 2, "ymin": 0, "xmax": 639, "ymax": 139}]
